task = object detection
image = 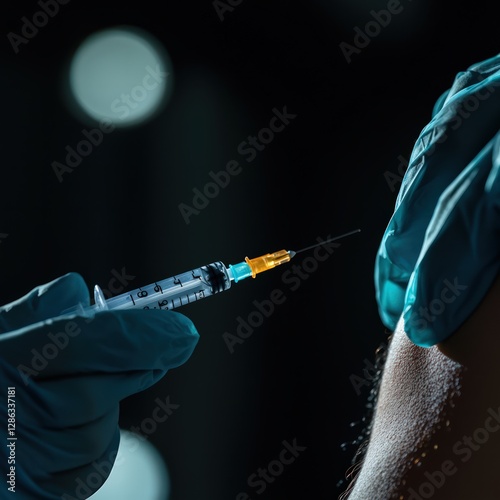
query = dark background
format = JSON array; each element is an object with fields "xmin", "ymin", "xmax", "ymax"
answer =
[{"xmin": 0, "ymin": 1, "xmax": 497, "ymax": 499}]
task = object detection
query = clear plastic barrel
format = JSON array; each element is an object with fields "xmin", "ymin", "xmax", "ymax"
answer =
[{"xmin": 95, "ymin": 261, "xmax": 231, "ymax": 311}]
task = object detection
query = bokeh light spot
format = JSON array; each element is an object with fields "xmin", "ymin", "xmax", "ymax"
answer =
[
  {"xmin": 89, "ymin": 429, "xmax": 170, "ymax": 499},
  {"xmin": 69, "ymin": 27, "xmax": 173, "ymax": 127}
]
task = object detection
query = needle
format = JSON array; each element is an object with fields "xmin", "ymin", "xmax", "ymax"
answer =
[{"xmin": 289, "ymin": 229, "xmax": 361, "ymax": 258}]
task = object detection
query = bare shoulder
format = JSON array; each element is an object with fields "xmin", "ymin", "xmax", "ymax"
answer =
[{"xmin": 342, "ymin": 283, "xmax": 500, "ymax": 500}]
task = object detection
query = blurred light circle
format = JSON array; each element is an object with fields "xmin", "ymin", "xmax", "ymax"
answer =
[
  {"xmin": 69, "ymin": 27, "xmax": 172, "ymax": 127},
  {"xmin": 89, "ymin": 429, "xmax": 170, "ymax": 500}
]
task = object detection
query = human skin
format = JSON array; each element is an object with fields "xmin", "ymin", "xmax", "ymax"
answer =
[{"xmin": 342, "ymin": 274, "xmax": 500, "ymax": 499}]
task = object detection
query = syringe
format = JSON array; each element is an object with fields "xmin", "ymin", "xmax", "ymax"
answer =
[{"xmin": 64, "ymin": 229, "xmax": 360, "ymax": 316}]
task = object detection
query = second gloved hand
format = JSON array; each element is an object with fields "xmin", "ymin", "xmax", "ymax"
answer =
[
  {"xmin": 374, "ymin": 53, "xmax": 500, "ymax": 347},
  {"xmin": 0, "ymin": 272, "xmax": 199, "ymax": 499}
]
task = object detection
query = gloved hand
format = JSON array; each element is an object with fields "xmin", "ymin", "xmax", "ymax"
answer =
[
  {"xmin": 0, "ymin": 272, "xmax": 199, "ymax": 499},
  {"xmin": 375, "ymin": 53, "xmax": 500, "ymax": 347}
]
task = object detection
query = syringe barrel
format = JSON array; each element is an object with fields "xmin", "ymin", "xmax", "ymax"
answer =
[{"xmin": 96, "ymin": 262, "xmax": 232, "ymax": 312}]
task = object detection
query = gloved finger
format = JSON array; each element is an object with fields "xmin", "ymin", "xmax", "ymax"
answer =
[
  {"xmin": 2, "ymin": 308, "xmax": 199, "ymax": 385},
  {"xmin": 0, "ymin": 272, "xmax": 90, "ymax": 335},
  {"xmin": 424, "ymin": 52, "xmax": 500, "ymax": 126},
  {"xmin": 402, "ymin": 132, "xmax": 500, "ymax": 346},
  {"xmin": 375, "ymin": 57, "xmax": 500, "ymax": 332},
  {"xmin": 431, "ymin": 89, "xmax": 450, "ymax": 118},
  {"xmin": 430, "ymin": 54, "xmax": 500, "ymax": 120},
  {"xmin": 14, "ymin": 370, "xmax": 177, "ymax": 428}
]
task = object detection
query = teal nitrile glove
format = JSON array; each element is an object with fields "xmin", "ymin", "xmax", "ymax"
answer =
[
  {"xmin": 0, "ymin": 272, "xmax": 199, "ymax": 499},
  {"xmin": 375, "ymin": 53, "xmax": 500, "ymax": 347}
]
